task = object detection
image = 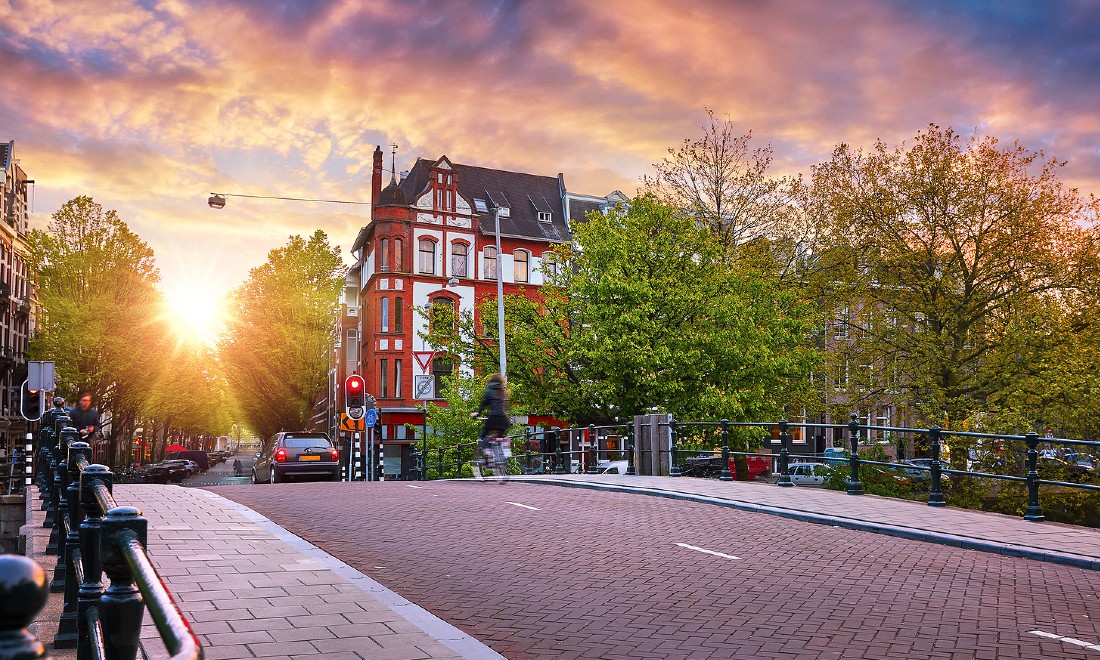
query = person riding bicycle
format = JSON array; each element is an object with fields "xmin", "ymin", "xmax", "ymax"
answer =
[{"xmin": 473, "ymin": 373, "xmax": 510, "ymax": 458}]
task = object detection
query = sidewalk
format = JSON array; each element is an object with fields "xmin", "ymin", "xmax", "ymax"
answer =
[
  {"xmin": 27, "ymin": 484, "xmax": 503, "ymax": 660},
  {"xmin": 514, "ymin": 474, "xmax": 1100, "ymax": 570}
]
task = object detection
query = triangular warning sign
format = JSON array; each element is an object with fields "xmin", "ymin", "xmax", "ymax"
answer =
[{"xmin": 413, "ymin": 351, "xmax": 436, "ymax": 370}]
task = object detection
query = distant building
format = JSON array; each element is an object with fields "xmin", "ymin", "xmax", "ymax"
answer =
[
  {"xmin": 0, "ymin": 140, "xmax": 37, "ymax": 457},
  {"xmin": 338, "ymin": 146, "xmax": 621, "ymax": 477}
]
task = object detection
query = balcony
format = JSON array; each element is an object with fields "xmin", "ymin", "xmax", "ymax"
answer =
[
  {"xmin": 14, "ymin": 298, "xmax": 30, "ymax": 319},
  {"xmin": 0, "ymin": 283, "xmax": 10, "ymax": 305},
  {"xmin": 0, "ymin": 347, "xmax": 15, "ymax": 373}
]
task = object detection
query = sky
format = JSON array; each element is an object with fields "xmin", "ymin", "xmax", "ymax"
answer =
[{"xmin": 3, "ymin": 0, "xmax": 1100, "ymax": 306}]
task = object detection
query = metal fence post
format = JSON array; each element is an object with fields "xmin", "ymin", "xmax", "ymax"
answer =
[
  {"xmin": 928, "ymin": 426, "xmax": 945, "ymax": 507},
  {"xmin": 0, "ymin": 554, "xmax": 50, "ymax": 660},
  {"xmin": 77, "ymin": 464, "xmax": 111, "ymax": 660},
  {"xmin": 100, "ymin": 506, "xmax": 148, "ymax": 660},
  {"xmin": 625, "ymin": 424, "xmax": 636, "ymax": 476},
  {"xmin": 587, "ymin": 425, "xmax": 598, "ymax": 474},
  {"xmin": 669, "ymin": 418, "xmax": 681, "ymax": 477},
  {"xmin": 1023, "ymin": 432, "xmax": 1045, "ymax": 521},
  {"xmin": 777, "ymin": 421, "xmax": 793, "ymax": 487},
  {"xmin": 847, "ymin": 413, "xmax": 864, "ymax": 495},
  {"xmin": 719, "ymin": 419, "xmax": 733, "ymax": 481},
  {"xmin": 554, "ymin": 429, "xmax": 565, "ymax": 475}
]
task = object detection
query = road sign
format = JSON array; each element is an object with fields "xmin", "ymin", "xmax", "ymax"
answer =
[
  {"xmin": 413, "ymin": 351, "xmax": 436, "ymax": 371},
  {"xmin": 347, "ymin": 406, "xmax": 365, "ymax": 420},
  {"xmin": 364, "ymin": 408, "xmax": 378, "ymax": 428},
  {"xmin": 414, "ymin": 375, "xmax": 434, "ymax": 400},
  {"xmin": 340, "ymin": 413, "xmax": 365, "ymax": 432},
  {"xmin": 28, "ymin": 361, "xmax": 55, "ymax": 392}
]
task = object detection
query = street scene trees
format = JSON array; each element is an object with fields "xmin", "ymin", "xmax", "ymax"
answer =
[{"xmin": 220, "ymin": 230, "xmax": 344, "ymax": 440}]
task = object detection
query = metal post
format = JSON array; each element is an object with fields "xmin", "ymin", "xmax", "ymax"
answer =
[
  {"xmin": 1023, "ymin": 432, "xmax": 1045, "ymax": 521},
  {"xmin": 353, "ymin": 432, "xmax": 362, "ymax": 481},
  {"xmin": 847, "ymin": 413, "xmax": 863, "ymax": 495},
  {"xmin": 493, "ymin": 207, "xmax": 507, "ymax": 378},
  {"xmin": 77, "ymin": 464, "xmax": 111, "ymax": 660},
  {"xmin": 719, "ymin": 419, "xmax": 733, "ymax": 481},
  {"xmin": 927, "ymin": 426, "xmax": 945, "ymax": 507},
  {"xmin": 421, "ymin": 404, "xmax": 428, "ymax": 480},
  {"xmin": 24, "ymin": 432, "xmax": 33, "ymax": 492},
  {"xmin": 777, "ymin": 420, "xmax": 793, "ymax": 487},
  {"xmin": 669, "ymin": 418, "xmax": 681, "ymax": 477},
  {"xmin": 100, "ymin": 506, "xmax": 148, "ymax": 660},
  {"xmin": 625, "ymin": 424, "xmax": 635, "ymax": 476},
  {"xmin": 554, "ymin": 429, "xmax": 565, "ymax": 475},
  {"xmin": 0, "ymin": 555, "xmax": 50, "ymax": 660},
  {"xmin": 586, "ymin": 425, "xmax": 598, "ymax": 474}
]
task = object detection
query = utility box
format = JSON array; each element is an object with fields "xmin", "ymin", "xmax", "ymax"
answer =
[{"xmin": 633, "ymin": 413, "xmax": 671, "ymax": 476}]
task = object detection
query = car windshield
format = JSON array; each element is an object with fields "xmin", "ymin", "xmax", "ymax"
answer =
[{"xmin": 284, "ymin": 436, "xmax": 331, "ymax": 449}]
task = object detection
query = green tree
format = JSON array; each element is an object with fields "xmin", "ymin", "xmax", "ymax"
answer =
[
  {"xmin": 27, "ymin": 196, "xmax": 164, "ymax": 463},
  {"xmin": 220, "ymin": 231, "xmax": 343, "ymax": 439},
  {"xmin": 808, "ymin": 125, "xmax": 1099, "ymax": 428},
  {"xmin": 425, "ymin": 196, "xmax": 820, "ymax": 426}
]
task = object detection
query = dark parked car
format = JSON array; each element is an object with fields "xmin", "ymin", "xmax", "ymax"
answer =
[
  {"xmin": 139, "ymin": 465, "xmax": 172, "ymax": 484},
  {"xmin": 252, "ymin": 431, "xmax": 339, "ymax": 484},
  {"xmin": 159, "ymin": 460, "xmax": 194, "ymax": 482},
  {"xmin": 164, "ymin": 450, "xmax": 210, "ymax": 472}
]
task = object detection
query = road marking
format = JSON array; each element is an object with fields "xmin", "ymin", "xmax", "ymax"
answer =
[
  {"xmin": 676, "ymin": 543, "xmax": 740, "ymax": 560},
  {"xmin": 505, "ymin": 501, "xmax": 539, "ymax": 510},
  {"xmin": 407, "ymin": 485, "xmax": 424, "ymax": 489},
  {"xmin": 1029, "ymin": 630, "xmax": 1100, "ymax": 652}
]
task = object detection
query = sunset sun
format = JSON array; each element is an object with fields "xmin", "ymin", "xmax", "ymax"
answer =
[{"xmin": 163, "ymin": 282, "xmax": 226, "ymax": 345}]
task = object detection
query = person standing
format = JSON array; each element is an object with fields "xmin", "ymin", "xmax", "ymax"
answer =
[{"xmin": 68, "ymin": 393, "xmax": 100, "ymax": 439}]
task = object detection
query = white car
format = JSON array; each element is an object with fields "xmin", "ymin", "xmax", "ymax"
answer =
[
  {"xmin": 786, "ymin": 462, "xmax": 829, "ymax": 486},
  {"xmin": 598, "ymin": 460, "xmax": 629, "ymax": 475}
]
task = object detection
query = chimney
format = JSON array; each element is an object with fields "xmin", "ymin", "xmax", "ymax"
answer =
[{"xmin": 372, "ymin": 145, "xmax": 384, "ymax": 209}]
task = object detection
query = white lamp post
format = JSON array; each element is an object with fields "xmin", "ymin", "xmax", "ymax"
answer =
[{"xmin": 493, "ymin": 207, "xmax": 506, "ymax": 378}]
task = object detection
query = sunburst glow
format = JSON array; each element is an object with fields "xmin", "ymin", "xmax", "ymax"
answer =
[{"xmin": 162, "ymin": 281, "xmax": 227, "ymax": 345}]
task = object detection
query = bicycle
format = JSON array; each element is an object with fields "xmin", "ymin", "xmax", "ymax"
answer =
[{"xmin": 471, "ymin": 430, "xmax": 511, "ymax": 483}]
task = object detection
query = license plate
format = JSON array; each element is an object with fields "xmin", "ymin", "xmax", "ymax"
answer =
[{"xmin": 299, "ymin": 455, "xmax": 321, "ymax": 461}]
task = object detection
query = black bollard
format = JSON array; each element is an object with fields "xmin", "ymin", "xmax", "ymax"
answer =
[
  {"xmin": 927, "ymin": 426, "xmax": 945, "ymax": 507},
  {"xmin": 846, "ymin": 413, "xmax": 864, "ymax": 495},
  {"xmin": 719, "ymin": 419, "xmax": 733, "ymax": 482},
  {"xmin": 777, "ymin": 420, "xmax": 794, "ymax": 487},
  {"xmin": 100, "ymin": 507, "xmax": 148, "ymax": 660},
  {"xmin": 625, "ymin": 425, "xmax": 636, "ymax": 476},
  {"xmin": 0, "ymin": 554, "xmax": 50, "ymax": 660},
  {"xmin": 77, "ymin": 465, "xmax": 112, "ymax": 660},
  {"xmin": 1023, "ymin": 433, "xmax": 1045, "ymax": 522},
  {"xmin": 669, "ymin": 418, "xmax": 681, "ymax": 477},
  {"xmin": 587, "ymin": 425, "xmax": 598, "ymax": 474}
]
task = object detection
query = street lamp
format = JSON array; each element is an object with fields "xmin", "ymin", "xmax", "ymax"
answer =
[{"xmin": 492, "ymin": 206, "xmax": 507, "ymax": 378}]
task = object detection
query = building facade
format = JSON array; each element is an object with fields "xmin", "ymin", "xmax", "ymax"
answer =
[
  {"xmin": 0, "ymin": 140, "xmax": 37, "ymax": 457},
  {"xmin": 341, "ymin": 146, "xmax": 620, "ymax": 476}
]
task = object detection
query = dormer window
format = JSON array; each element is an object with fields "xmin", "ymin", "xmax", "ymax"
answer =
[
  {"xmin": 498, "ymin": 206, "xmax": 510, "ymax": 218},
  {"xmin": 537, "ymin": 211, "xmax": 552, "ymax": 223},
  {"xmin": 473, "ymin": 199, "xmax": 488, "ymax": 213}
]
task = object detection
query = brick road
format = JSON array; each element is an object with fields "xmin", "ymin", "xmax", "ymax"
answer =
[{"xmin": 215, "ymin": 481, "xmax": 1100, "ymax": 659}]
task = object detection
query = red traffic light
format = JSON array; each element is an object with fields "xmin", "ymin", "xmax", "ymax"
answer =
[{"xmin": 347, "ymin": 376, "xmax": 363, "ymax": 391}]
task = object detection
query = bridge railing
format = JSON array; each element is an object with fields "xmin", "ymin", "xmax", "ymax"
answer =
[{"xmin": 36, "ymin": 432, "xmax": 202, "ymax": 660}]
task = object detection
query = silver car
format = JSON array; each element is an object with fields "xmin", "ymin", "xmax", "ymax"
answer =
[{"xmin": 252, "ymin": 431, "xmax": 340, "ymax": 484}]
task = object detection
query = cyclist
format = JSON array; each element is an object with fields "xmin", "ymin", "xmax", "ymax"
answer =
[{"xmin": 472, "ymin": 374, "xmax": 510, "ymax": 477}]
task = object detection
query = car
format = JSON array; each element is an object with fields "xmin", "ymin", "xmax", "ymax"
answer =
[
  {"xmin": 598, "ymin": 459, "xmax": 629, "ymax": 475},
  {"xmin": 164, "ymin": 450, "xmax": 210, "ymax": 472},
  {"xmin": 822, "ymin": 447, "xmax": 850, "ymax": 464},
  {"xmin": 252, "ymin": 431, "xmax": 340, "ymax": 484},
  {"xmin": 138, "ymin": 465, "xmax": 172, "ymax": 484},
  {"xmin": 156, "ymin": 460, "xmax": 191, "ymax": 483},
  {"xmin": 787, "ymin": 462, "xmax": 830, "ymax": 486}
]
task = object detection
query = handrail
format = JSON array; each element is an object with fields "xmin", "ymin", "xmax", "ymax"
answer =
[
  {"xmin": 86, "ymin": 607, "xmax": 108, "ymax": 660},
  {"xmin": 117, "ymin": 530, "xmax": 203, "ymax": 660}
]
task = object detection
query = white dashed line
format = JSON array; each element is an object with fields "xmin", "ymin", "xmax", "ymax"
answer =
[
  {"xmin": 1029, "ymin": 630, "xmax": 1100, "ymax": 652},
  {"xmin": 407, "ymin": 485, "xmax": 424, "ymax": 489},
  {"xmin": 504, "ymin": 501, "xmax": 540, "ymax": 510},
  {"xmin": 676, "ymin": 543, "xmax": 740, "ymax": 560}
]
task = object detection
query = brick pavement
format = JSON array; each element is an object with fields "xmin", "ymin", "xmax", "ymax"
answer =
[
  {"xmin": 514, "ymin": 474, "xmax": 1100, "ymax": 570},
  {"xmin": 218, "ymin": 480, "xmax": 1100, "ymax": 659}
]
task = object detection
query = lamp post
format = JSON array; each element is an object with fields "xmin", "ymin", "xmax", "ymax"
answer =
[{"xmin": 493, "ymin": 206, "xmax": 507, "ymax": 378}]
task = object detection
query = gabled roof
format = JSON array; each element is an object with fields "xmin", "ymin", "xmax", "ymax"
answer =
[{"xmin": 399, "ymin": 157, "xmax": 571, "ymax": 243}]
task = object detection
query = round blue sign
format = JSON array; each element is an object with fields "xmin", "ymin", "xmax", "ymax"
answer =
[{"xmin": 364, "ymin": 408, "xmax": 379, "ymax": 428}]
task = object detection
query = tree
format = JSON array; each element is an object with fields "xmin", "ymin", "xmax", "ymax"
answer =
[
  {"xmin": 27, "ymin": 196, "xmax": 164, "ymax": 463},
  {"xmin": 808, "ymin": 125, "xmax": 1100, "ymax": 427},
  {"xmin": 424, "ymin": 196, "xmax": 820, "ymax": 426},
  {"xmin": 220, "ymin": 231, "xmax": 344, "ymax": 439}
]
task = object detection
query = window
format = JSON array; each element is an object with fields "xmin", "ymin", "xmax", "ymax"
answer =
[
  {"xmin": 498, "ymin": 207, "xmax": 510, "ymax": 218},
  {"xmin": 514, "ymin": 249, "xmax": 529, "ymax": 283},
  {"xmin": 394, "ymin": 297, "xmax": 403, "ymax": 332},
  {"xmin": 451, "ymin": 243, "xmax": 468, "ymax": 278},
  {"xmin": 484, "ymin": 245, "xmax": 497, "ymax": 279},
  {"xmin": 394, "ymin": 238, "xmax": 403, "ymax": 271},
  {"xmin": 537, "ymin": 211, "xmax": 552, "ymax": 223},
  {"xmin": 380, "ymin": 238, "xmax": 389, "ymax": 272},
  {"xmin": 542, "ymin": 251, "xmax": 559, "ymax": 278},
  {"xmin": 432, "ymin": 357, "xmax": 453, "ymax": 399},
  {"xmin": 429, "ymin": 297, "xmax": 455, "ymax": 336},
  {"xmin": 380, "ymin": 297, "xmax": 390, "ymax": 332},
  {"xmin": 380, "ymin": 359, "xmax": 389, "ymax": 398},
  {"xmin": 394, "ymin": 359, "xmax": 403, "ymax": 398},
  {"xmin": 345, "ymin": 329, "xmax": 357, "ymax": 365},
  {"xmin": 474, "ymin": 199, "xmax": 488, "ymax": 213},
  {"xmin": 834, "ymin": 306, "xmax": 850, "ymax": 340},
  {"xmin": 419, "ymin": 239, "xmax": 435, "ymax": 274}
]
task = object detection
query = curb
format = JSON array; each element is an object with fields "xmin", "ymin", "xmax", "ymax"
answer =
[{"xmin": 517, "ymin": 477, "xmax": 1100, "ymax": 571}]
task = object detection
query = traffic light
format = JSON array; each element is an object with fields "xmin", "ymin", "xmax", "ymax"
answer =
[
  {"xmin": 20, "ymin": 380, "xmax": 42, "ymax": 421},
  {"xmin": 344, "ymin": 374, "xmax": 366, "ymax": 411}
]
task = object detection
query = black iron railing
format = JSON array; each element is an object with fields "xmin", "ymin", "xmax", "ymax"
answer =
[{"xmin": 22, "ymin": 429, "xmax": 203, "ymax": 660}]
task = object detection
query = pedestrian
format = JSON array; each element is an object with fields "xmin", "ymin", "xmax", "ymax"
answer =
[
  {"xmin": 232, "ymin": 458, "xmax": 243, "ymax": 477},
  {"xmin": 68, "ymin": 393, "xmax": 100, "ymax": 439}
]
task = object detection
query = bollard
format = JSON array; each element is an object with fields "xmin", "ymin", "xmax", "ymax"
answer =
[
  {"xmin": 100, "ymin": 507, "xmax": 148, "ymax": 660},
  {"xmin": 719, "ymin": 419, "xmax": 733, "ymax": 482},
  {"xmin": 554, "ymin": 430, "xmax": 565, "ymax": 475},
  {"xmin": 77, "ymin": 465, "xmax": 112, "ymax": 660},
  {"xmin": 0, "ymin": 554, "xmax": 50, "ymax": 660},
  {"xmin": 1023, "ymin": 433, "xmax": 1044, "ymax": 521},
  {"xmin": 927, "ymin": 426, "xmax": 945, "ymax": 507},
  {"xmin": 625, "ymin": 425, "xmax": 635, "ymax": 477},
  {"xmin": 669, "ymin": 418, "xmax": 681, "ymax": 477},
  {"xmin": 44, "ymin": 452, "xmax": 60, "ymax": 531},
  {"xmin": 54, "ymin": 443, "xmax": 91, "ymax": 648},
  {"xmin": 586, "ymin": 425, "xmax": 598, "ymax": 474},
  {"xmin": 846, "ymin": 413, "xmax": 863, "ymax": 495},
  {"xmin": 776, "ymin": 420, "xmax": 793, "ymax": 487}
]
